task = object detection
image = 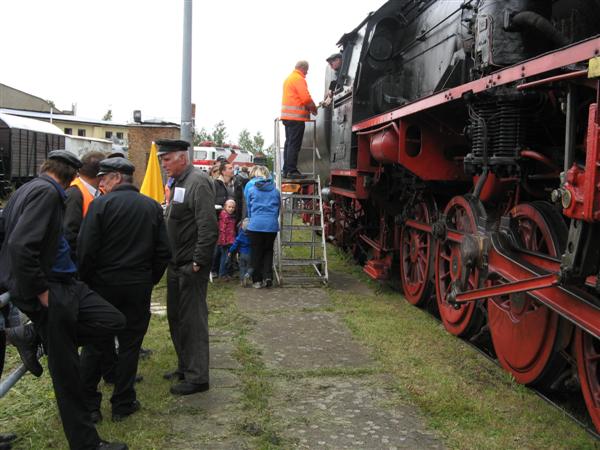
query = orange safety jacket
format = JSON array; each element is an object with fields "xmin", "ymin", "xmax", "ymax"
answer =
[
  {"xmin": 70, "ymin": 177, "xmax": 95, "ymax": 217},
  {"xmin": 281, "ymin": 69, "xmax": 315, "ymax": 122}
]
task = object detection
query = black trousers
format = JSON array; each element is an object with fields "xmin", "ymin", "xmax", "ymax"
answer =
[
  {"xmin": 80, "ymin": 284, "xmax": 152, "ymax": 415},
  {"xmin": 19, "ymin": 279, "xmax": 125, "ymax": 450},
  {"xmin": 247, "ymin": 231, "xmax": 277, "ymax": 283},
  {"xmin": 282, "ymin": 120, "xmax": 305, "ymax": 174},
  {"xmin": 167, "ymin": 263, "xmax": 210, "ymax": 385}
]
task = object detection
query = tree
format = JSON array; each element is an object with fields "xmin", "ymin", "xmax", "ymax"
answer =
[
  {"xmin": 252, "ymin": 132, "xmax": 265, "ymax": 153},
  {"xmin": 102, "ymin": 109, "xmax": 113, "ymax": 121},
  {"xmin": 238, "ymin": 129, "xmax": 253, "ymax": 152},
  {"xmin": 193, "ymin": 127, "xmax": 211, "ymax": 145},
  {"xmin": 211, "ymin": 120, "xmax": 228, "ymax": 146}
]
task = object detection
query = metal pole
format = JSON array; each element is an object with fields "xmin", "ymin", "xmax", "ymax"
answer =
[
  {"xmin": 181, "ymin": 0, "xmax": 193, "ymax": 160},
  {"xmin": 0, "ymin": 365, "xmax": 27, "ymax": 398},
  {"xmin": 564, "ymin": 84, "xmax": 576, "ymax": 172}
]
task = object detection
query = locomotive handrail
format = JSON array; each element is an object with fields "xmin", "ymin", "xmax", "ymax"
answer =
[{"xmin": 355, "ymin": 121, "xmax": 399, "ymax": 136}]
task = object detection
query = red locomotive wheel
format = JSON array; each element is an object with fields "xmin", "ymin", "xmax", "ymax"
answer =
[
  {"xmin": 488, "ymin": 202, "xmax": 569, "ymax": 386},
  {"xmin": 575, "ymin": 329, "xmax": 600, "ymax": 432},
  {"xmin": 401, "ymin": 201, "xmax": 434, "ymax": 306},
  {"xmin": 435, "ymin": 196, "xmax": 486, "ymax": 337}
]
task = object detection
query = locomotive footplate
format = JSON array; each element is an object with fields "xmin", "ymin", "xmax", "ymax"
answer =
[{"xmin": 403, "ymin": 215, "xmax": 600, "ymax": 340}]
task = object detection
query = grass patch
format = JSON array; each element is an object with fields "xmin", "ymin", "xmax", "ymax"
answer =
[{"xmin": 326, "ymin": 246, "xmax": 599, "ymax": 450}]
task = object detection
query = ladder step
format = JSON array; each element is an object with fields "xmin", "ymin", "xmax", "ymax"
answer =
[
  {"xmin": 280, "ymin": 225, "xmax": 322, "ymax": 231},
  {"xmin": 280, "ymin": 241, "xmax": 321, "ymax": 246},
  {"xmin": 285, "ymin": 209, "xmax": 322, "ymax": 214},
  {"xmin": 281, "ymin": 258, "xmax": 324, "ymax": 266},
  {"xmin": 281, "ymin": 177, "xmax": 318, "ymax": 184},
  {"xmin": 281, "ymin": 194, "xmax": 320, "ymax": 200}
]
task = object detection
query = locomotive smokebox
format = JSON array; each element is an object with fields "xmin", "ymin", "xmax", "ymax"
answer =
[{"xmin": 475, "ymin": 0, "xmax": 553, "ymax": 70}]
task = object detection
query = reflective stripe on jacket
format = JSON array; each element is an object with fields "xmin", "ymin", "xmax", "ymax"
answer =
[
  {"xmin": 70, "ymin": 177, "xmax": 94, "ymax": 217},
  {"xmin": 281, "ymin": 69, "xmax": 315, "ymax": 122}
]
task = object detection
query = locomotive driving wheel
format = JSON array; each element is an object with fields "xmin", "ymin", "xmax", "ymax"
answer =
[
  {"xmin": 575, "ymin": 329, "xmax": 600, "ymax": 432},
  {"xmin": 488, "ymin": 202, "xmax": 570, "ymax": 386},
  {"xmin": 435, "ymin": 195, "xmax": 486, "ymax": 337},
  {"xmin": 400, "ymin": 200, "xmax": 435, "ymax": 306}
]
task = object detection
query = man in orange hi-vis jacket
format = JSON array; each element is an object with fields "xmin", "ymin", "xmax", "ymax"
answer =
[{"xmin": 281, "ymin": 60, "xmax": 318, "ymax": 179}]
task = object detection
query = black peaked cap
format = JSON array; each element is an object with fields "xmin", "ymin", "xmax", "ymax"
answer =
[
  {"xmin": 97, "ymin": 157, "xmax": 135, "ymax": 176},
  {"xmin": 155, "ymin": 139, "xmax": 190, "ymax": 155},
  {"xmin": 48, "ymin": 150, "xmax": 82, "ymax": 169}
]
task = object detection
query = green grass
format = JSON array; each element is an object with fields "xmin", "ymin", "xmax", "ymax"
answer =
[{"xmin": 326, "ymin": 246, "xmax": 600, "ymax": 450}]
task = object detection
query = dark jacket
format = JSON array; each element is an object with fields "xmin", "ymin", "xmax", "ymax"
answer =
[
  {"xmin": 77, "ymin": 184, "xmax": 171, "ymax": 287},
  {"xmin": 247, "ymin": 178, "xmax": 280, "ymax": 233},
  {"xmin": 0, "ymin": 175, "xmax": 65, "ymax": 311},
  {"xmin": 165, "ymin": 165, "xmax": 218, "ymax": 267},
  {"xmin": 63, "ymin": 185, "xmax": 84, "ymax": 257}
]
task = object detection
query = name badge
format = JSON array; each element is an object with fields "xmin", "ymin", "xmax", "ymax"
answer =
[{"xmin": 173, "ymin": 187, "xmax": 186, "ymax": 203}]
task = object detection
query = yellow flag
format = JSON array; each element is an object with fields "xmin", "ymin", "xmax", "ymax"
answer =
[{"xmin": 140, "ymin": 142, "xmax": 165, "ymax": 203}]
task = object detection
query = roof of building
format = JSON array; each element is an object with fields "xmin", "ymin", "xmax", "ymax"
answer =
[
  {"xmin": 0, "ymin": 108, "xmax": 128, "ymax": 127},
  {"xmin": 0, "ymin": 82, "xmax": 64, "ymax": 114},
  {"xmin": 0, "ymin": 112, "xmax": 64, "ymax": 135}
]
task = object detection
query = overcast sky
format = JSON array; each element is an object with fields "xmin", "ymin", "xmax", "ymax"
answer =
[{"xmin": 1, "ymin": 0, "xmax": 386, "ymax": 145}]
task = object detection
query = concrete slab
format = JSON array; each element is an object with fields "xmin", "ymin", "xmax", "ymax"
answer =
[
  {"xmin": 248, "ymin": 311, "xmax": 373, "ymax": 370},
  {"xmin": 210, "ymin": 368, "xmax": 241, "ymax": 388},
  {"xmin": 210, "ymin": 341, "xmax": 242, "ymax": 370},
  {"xmin": 271, "ymin": 376, "xmax": 444, "ymax": 449},
  {"xmin": 328, "ymin": 270, "xmax": 374, "ymax": 298},
  {"xmin": 236, "ymin": 286, "xmax": 330, "ymax": 313}
]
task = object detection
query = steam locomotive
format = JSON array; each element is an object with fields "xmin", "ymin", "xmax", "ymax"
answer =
[{"xmin": 313, "ymin": 0, "xmax": 600, "ymax": 431}]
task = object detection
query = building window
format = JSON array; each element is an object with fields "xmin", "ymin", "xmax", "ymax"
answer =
[
  {"xmin": 116, "ymin": 132, "xmax": 124, "ymax": 140},
  {"xmin": 105, "ymin": 131, "xmax": 113, "ymax": 139},
  {"xmin": 78, "ymin": 129, "xmax": 86, "ymax": 137},
  {"xmin": 64, "ymin": 128, "xmax": 72, "ymax": 135}
]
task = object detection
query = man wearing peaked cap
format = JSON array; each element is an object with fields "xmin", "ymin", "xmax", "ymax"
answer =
[
  {"xmin": 0, "ymin": 151, "xmax": 128, "ymax": 450},
  {"xmin": 155, "ymin": 139, "xmax": 190, "ymax": 155},
  {"xmin": 158, "ymin": 137, "xmax": 218, "ymax": 395},
  {"xmin": 322, "ymin": 52, "xmax": 343, "ymax": 109},
  {"xmin": 78, "ymin": 151, "xmax": 170, "ymax": 423}
]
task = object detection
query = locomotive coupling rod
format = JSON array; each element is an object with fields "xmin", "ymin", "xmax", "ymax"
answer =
[{"xmin": 453, "ymin": 273, "xmax": 559, "ymax": 303}]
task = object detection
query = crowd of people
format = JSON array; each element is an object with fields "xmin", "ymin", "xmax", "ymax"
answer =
[{"xmin": 0, "ymin": 140, "xmax": 281, "ymax": 450}]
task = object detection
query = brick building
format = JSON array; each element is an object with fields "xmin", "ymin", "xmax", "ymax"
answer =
[{"xmin": 127, "ymin": 121, "xmax": 180, "ymax": 186}]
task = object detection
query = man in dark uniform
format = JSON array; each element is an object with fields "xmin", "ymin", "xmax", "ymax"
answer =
[
  {"xmin": 157, "ymin": 139, "xmax": 218, "ymax": 395},
  {"xmin": 78, "ymin": 157, "xmax": 170, "ymax": 422},
  {"xmin": 0, "ymin": 150, "xmax": 127, "ymax": 450},
  {"xmin": 322, "ymin": 52, "xmax": 343, "ymax": 108}
]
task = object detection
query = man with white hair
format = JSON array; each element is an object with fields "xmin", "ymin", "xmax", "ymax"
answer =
[
  {"xmin": 156, "ymin": 139, "xmax": 218, "ymax": 396},
  {"xmin": 280, "ymin": 60, "xmax": 318, "ymax": 179}
]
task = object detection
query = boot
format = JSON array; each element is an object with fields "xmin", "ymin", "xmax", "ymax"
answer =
[{"xmin": 5, "ymin": 324, "xmax": 43, "ymax": 377}]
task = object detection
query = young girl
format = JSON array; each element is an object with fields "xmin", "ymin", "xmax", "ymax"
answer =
[{"xmin": 216, "ymin": 199, "xmax": 237, "ymax": 279}]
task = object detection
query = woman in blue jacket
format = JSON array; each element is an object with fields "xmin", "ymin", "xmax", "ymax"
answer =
[{"xmin": 246, "ymin": 166, "xmax": 280, "ymax": 288}]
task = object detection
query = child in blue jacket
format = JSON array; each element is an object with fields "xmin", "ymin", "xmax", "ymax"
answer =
[{"xmin": 228, "ymin": 218, "xmax": 252, "ymax": 287}]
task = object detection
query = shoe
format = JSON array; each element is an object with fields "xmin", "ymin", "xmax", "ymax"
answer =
[
  {"xmin": 135, "ymin": 374, "xmax": 143, "ymax": 383},
  {"xmin": 241, "ymin": 273, "xmax": 251, "ymax": 288},
  {"xmin": 97, "ymin": 439, "xmax": 128, "ymax": 450},
  {"xmin": 252, "ymin": 282, "xmax": 263, "ymax": 289},
  {"xmin": 0, "ymin": 443, "xmax": 11, "ymax": 450},
  {"xmin": 111, "ymin": 400, "xmax": 141, "ymax": 422},
  {"xmin": 170, "ymin": 382, "xmax": 209, "ymax": 396},
  {"xmin": 139, "ymin": 348, "xmax": 153, "ymax": 360},
  {"xmin": 163, "ymin": 370, "xmax": 184, "ymax": 381},
  {"xmin": 5, "ymin": 324, "xmax": 43, "ymax": 377},
  {"xmin": 0, "ymin": 434, "xmax": 16, "ymax": 445},
  {"xmin": 263, "ymin": 278, "xmax": 273, "ymax": 288},
  {"xmin": 287, "ymin": 171, "xmax": 306, "ymax": 179},
  {"xmin": 90, "ymin": 410, "xmax": 102, "ymax": 424}
]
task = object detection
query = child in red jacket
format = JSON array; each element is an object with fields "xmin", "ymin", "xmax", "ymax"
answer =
[{"xmin": 217, "ymin": 199, "xmax": 237, "ymax": 278}]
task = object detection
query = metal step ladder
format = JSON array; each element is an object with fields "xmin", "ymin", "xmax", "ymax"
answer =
[{"xmin": 273, "ymin": 119, "xmax": 328, "ymax": 286}]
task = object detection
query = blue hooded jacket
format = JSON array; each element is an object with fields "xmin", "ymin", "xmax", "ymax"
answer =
[{"xmin": 247, "ymin": 178, "xmax": 280, "ymax": 233}]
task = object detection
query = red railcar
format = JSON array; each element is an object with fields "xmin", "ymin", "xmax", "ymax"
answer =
[{"xmin": 314, "ymin": 0, "xmax": 600, "ymax": 431}]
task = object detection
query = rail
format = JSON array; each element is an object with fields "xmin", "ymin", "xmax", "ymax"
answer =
[{"xmin": 0, "ymin": 292, "xmax": 29, "ymax": 399}]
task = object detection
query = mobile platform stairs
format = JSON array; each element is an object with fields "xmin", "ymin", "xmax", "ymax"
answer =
[{"xmin": 272, "ymin": 119, "xmax": 328, "ymax": 287}]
